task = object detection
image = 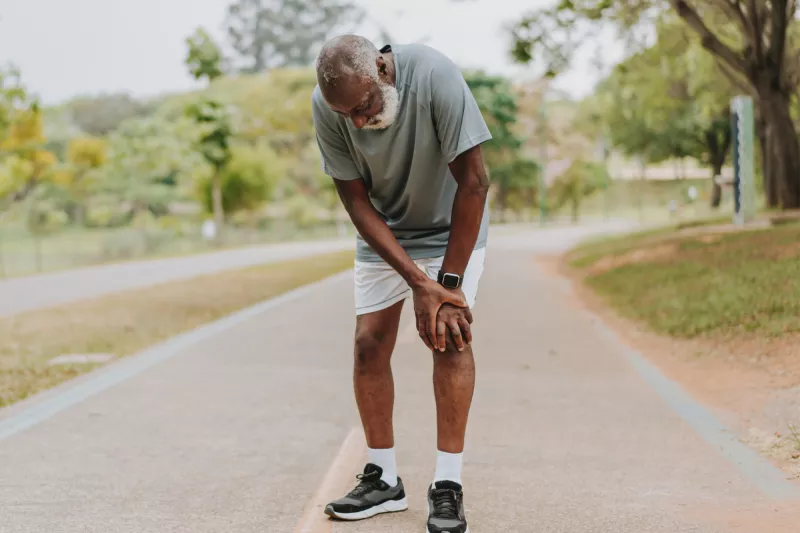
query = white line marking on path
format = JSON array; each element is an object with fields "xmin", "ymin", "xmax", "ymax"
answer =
[{"xmin": 294, "ymin": 427, "xmax": 368, "ymax": 533}]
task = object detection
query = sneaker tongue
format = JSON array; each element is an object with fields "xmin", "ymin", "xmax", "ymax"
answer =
[
  {"xmin": 433, "ymin": 480, "xmax": 462, "ymax": 492},
  {"xmin": 363, "ymin": 463, "xmax": 383, "ymax": 477}
]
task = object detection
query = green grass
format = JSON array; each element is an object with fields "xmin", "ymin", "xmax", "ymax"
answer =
[{"xmin": 569, "ymin": 225, "xmax": 800, "ymax": 339}]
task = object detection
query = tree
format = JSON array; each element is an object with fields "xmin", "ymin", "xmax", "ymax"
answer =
[
  {"xmin": 67, "ymin": 93, "xmax": 153, "ymax": 136},
  {"xmin": 185, "ymin": 27, "xmax": 232, "ymax": 243},
  {"xmin": 197, "ymin": 143, "xmax": 283, "ymax": 215},
  {"xmin": 588, "ymin": 21, "xmax": 736, "ymax": 206},
  {"xmin": 62, "ymin": 137, "xmax": 107, "ymax": 224},
  {"xmin": 185, "ymin": 28, "xmax": 226, "ymax": 82},
  {"xmin": 102, "ymin": 116, "xmax": 210, "ymax": 216},
  {"xmin": 224, "ymin": 0, "xmax": 365, "ymax": 73},
  {"xmin": 464, "ymin": 71, "xmax": 540, "ymax": 219},
  {"xmin": 0, "ymin": 101, "xmax": 57, "ymax": 210},
  {"xmin": 549, "ymin": 159, "xmax": 611, "ymax": 222},
  {"xmin": 511, "ymin": 1, "xmax": 800, "ymax": 209}
]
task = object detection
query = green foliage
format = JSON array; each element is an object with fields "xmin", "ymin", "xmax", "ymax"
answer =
[
  {"xmin": 101, "ymin": 115, "xmax": 210, "ymax": 209},
  {"xmin": 463, "ymin": 71, "xmax": 539, "ymax": 214},
  {"xmin": 0, "ymin": 67, "xmax": 27, "ymax": 141},
  {"xmin": 185, "ymin": 27, "xmax": 225, "ymax": 82},
  {"xmin": 0, "ymin": 84, "xmax": 58, "ymax": 207},
  {"xmin": 67, "ymin": 93, "xmax": 154, "ymax": 136},
  {"xmin": 197, "ymin": 143, "xmax": 283, "ymax": 215},
  {"xmin": 549, "ymin": 159, "xmax": 609, "ymax": 219},
  {"xmin": 185, "ymin": 98, "xmax": 233, "ymax": 169},
  {"xmin": 225, "ymin": 0, "xmax": 365, "ymax": 72}
]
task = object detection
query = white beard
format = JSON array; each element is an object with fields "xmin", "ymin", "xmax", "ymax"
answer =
[{"xmin": 362, "ymin": 82, "xmax": 400, "ymax": 130}]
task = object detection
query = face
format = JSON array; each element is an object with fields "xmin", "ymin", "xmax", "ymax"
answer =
[{"xmin": 324, "ymin": 63, "xmax": 399, "ymax": 130}]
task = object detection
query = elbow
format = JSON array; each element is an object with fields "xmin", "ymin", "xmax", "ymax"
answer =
[{"xmin": 460, "ymin": 176, "xmax": 490, "ymax": 198}]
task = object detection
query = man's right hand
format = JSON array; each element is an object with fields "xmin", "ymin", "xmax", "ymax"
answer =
[{"xmin": 411, "ymin": 278, "xmax": 467, "ymax": 352}]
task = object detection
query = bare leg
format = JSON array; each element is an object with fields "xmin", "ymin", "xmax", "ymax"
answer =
[
  {"xmin": 353, "ymin": 300, "xmax": 404, "ymax": 449},
  {"xmin": 433, "ymin": 342, "xmax": 476, "ymax": 453}
]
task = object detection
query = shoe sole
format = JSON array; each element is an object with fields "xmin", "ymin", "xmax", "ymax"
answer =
[
  {"xmin": 325, "ymin": 497, "xmax": 408, "ymax": 521},
  {"xmin": 426, "ymin": 528, "xmax": 469, "ymax": 533}
]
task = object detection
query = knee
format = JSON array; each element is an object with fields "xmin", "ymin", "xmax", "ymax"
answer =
[{"xmin": 354, "ymin": 327, "xmax": 391, "ymax": 370}]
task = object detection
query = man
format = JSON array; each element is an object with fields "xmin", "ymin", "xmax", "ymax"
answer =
[{"xmin": 311, "ymin": 34, "xmax": 491, "ymax": 533}]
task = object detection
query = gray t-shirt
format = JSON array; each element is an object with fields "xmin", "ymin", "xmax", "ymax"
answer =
[{"xmin": 311, "ymin": 43, "xmax": 492, "ymax": 262}]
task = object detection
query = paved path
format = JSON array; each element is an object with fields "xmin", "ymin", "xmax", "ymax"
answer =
[
  {"xmin": 0, "ymin": 220, "xmax": 633, "ymax": 318},
  {"xmin": 0, "ymin": 238, "xmax": 354, "ymax": 317},
  {"xmin": 3, "ymin": 223, "xmax": 797, "ymax": 532}
]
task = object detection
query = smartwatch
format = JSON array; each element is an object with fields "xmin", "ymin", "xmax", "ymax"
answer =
[{"xmin": 437, "ymin": 270, "xmax": 462, "ymax": 289}]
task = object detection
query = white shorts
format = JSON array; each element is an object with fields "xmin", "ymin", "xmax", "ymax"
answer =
[{"xmin": 354, "ymin": 247, "xmax": 486, "ymax": 316}]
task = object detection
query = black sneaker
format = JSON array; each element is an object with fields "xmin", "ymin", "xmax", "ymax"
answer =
[
  {"xmin": 324, "ymin": 463, "xmax": 408, "ymax": 521},
  {"xmin": 426, "ymin": 481, "xmax": 468, "ymax": 533}
]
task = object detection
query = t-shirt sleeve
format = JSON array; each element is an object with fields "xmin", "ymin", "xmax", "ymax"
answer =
[
  {"xmin": 429, "ymin": 58, "xmax": 493, "ymax": 163},
  {"xmin": 311, "ymin": 90, "xmax": 362, "ymax": 181}
]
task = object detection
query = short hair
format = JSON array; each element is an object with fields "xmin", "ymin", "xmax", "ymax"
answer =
[{"xmin": 316, "ymin": 34, "xmax": 380, "ymax": 89}]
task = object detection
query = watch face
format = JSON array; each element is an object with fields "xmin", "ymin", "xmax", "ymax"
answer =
[{"xmin": 442, "ymin": 273, "xmax": 460, "ymax": 288}]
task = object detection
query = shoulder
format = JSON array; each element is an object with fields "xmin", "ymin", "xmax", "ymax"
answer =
[
  {"xmin": 311, "ymin": 85, "xmax": 331, "ymax": 119},
  {"xmin": 398, "ymin": 43, "xmax": 463, "ymax": 82},
  {"xmin": 311, "ymin": 85, "xmax": 343, "ymax": 130},
  {"xmin": 397, "ymin": 44, "xmax": 465, "ymax": 104}
]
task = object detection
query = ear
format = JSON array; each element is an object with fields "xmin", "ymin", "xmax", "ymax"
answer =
[{"xmin": 377, "ymin": 56, "xmax": 387, "ymax": 77}]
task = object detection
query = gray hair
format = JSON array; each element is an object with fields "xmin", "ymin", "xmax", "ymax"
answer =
[{"xmin": 316, "ymin": 34, "xmax": 380, "ymax": 89}]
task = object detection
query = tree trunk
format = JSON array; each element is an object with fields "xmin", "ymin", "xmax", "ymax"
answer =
[
  {"xmin": 759, "ymin": 88, "xmax": 800, "ymax": 209},
  {"xmin": 212, "ymin": 167, "xmax": 225, "ymax": 244},
  {"xmin": 706, "ymin": 123, "xmax": 730, "ymax": 209},
  {"xmin": 710, "ymin": 166, "xmax": 723, "ymax": 208},
  {"xmin": 754, "ymin": 112, "xmax": 778, "ymax": 207}
]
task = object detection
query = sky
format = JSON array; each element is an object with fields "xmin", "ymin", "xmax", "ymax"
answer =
[{"xmin": 0, "ymin": 0, "xmax": 624, "ymax": 105}]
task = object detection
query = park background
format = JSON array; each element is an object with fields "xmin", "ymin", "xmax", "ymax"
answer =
[
  {"xmin": 2, "ymin": 0, "xmax": 800, "ymax": 505},
  {"xmin": 3, "ymin": 0, "xmax": 792, "ymax": 279}
]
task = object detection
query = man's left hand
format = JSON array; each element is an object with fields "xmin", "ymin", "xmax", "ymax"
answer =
[{"xmin": 435, "ymin": 303, "xmax": 473, "ymax": 352}]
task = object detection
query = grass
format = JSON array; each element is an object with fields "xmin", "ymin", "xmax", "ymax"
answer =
[
  {"xmin": 0, "ymin": 221, "xmax": 349, "ymax": 279},
  {"xmin": 0, "ymin": 249, "xmax": 355, "ymax": 408},
  {"xmin": 566, "ymin": 224, "xmax": 800, "ymax": 339}
]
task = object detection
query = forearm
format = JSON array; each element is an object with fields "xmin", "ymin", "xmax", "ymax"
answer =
[
  {"xmin": 441, "ymin": 183, "xmax": 489, "ymax": 276},
  {"xmin": 347, "ymin": 201, "xmax": 429, "ymax": 288}
]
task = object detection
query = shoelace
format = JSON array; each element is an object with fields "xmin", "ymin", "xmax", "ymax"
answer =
[
  {"xmin": 347, "ymin": 470, "xmax": 382, "ymax": 497},
  {"xmin": 431, "ymin": 488, "xmax": 459, "ymax": 518}
]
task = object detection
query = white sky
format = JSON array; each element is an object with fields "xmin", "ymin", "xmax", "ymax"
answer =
[{"xmin": 0, "ymin": 0, "xmax": 624, "ymax": 105}]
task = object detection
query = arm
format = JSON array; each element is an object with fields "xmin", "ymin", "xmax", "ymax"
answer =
[
  {"xmin": 333, "ymin": 178, "xmax": 428, "ymax": 288},
  {"xmin": 440, "ymin": 145, "xmax": 490, "ymax": 278},
  {"xmin": 429, "ymin": 55, "xmax": 493, "ymax": 281},
  {"xmin": 334, "ymin": 178, "xmax": 468, "ymax": 352}
]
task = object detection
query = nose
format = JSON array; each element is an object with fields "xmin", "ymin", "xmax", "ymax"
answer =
[{"xmin": 351, "ymin": 115, "xmax": 368, "ymax": 129}]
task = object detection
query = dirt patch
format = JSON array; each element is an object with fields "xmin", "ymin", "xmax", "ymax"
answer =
[{"xmin": 538, "ymin": 253, "xmax": 800, "ymax": 482}]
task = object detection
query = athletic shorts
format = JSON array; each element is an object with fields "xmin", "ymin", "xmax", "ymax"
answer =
[{"xmin": 353, "ymin": 247, "xmax": 486, "ymax": 316}]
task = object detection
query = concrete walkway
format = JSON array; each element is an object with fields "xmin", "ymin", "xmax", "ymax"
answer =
[
  {"xmin": 0, "ymin": 237, "xmax": 354, "ymax": 317},
  {"xmin": 0, "ymin": 220, "xmax": 634, "ymax": 318},
  {"xmin": 2, "ymin": 223, "xmax": 796, "ymax": 532}
]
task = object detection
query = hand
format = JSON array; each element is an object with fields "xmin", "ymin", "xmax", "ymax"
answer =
[
  {"xmin": 412, "ymin": 279, "xmax": 467, "ymax": 352},
  {"xmin": 436, "ymin": 303, "xmax": 473, "ymax": 352}
]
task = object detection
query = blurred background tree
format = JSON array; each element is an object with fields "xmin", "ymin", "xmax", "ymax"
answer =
[
  {"xmin": 225, "ymin": 0, "xmax": 365, "ymax": 72},
  {"xmin": 185, "ymin": 27, "xmax": 232, "ymax": 244}
]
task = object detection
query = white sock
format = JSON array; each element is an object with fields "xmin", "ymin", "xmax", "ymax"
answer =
[
  {"xmin": 433, "ymin": 450, "xmax": 463, "ymax": 485},
  {"xmin": 368, "ymin": 447, "xmax": 398, "ymax": 487}
]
